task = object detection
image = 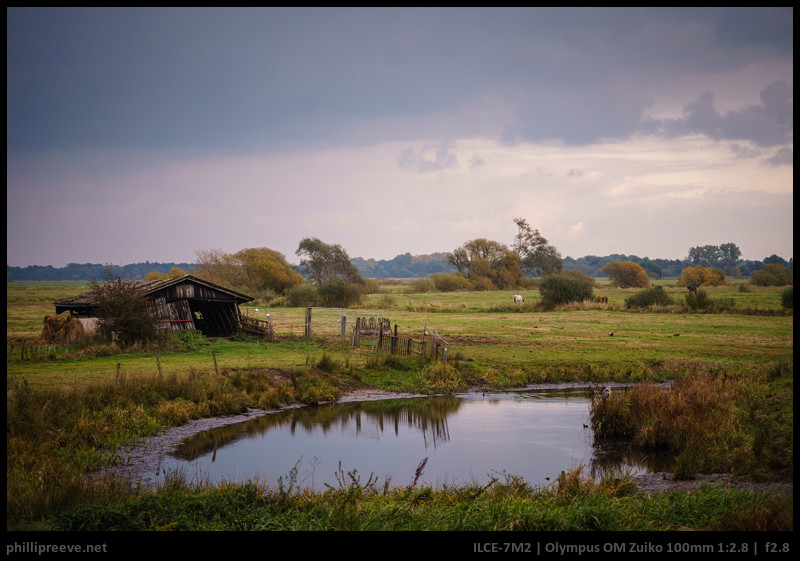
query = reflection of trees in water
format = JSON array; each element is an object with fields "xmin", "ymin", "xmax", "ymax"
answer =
[
  {"xmin": 589, "ymin": 442, "xmax": 676, "ymax": 478},
  {"xmin": 172, "ymin": 396, "xmax": 462, "ymax": 461}
]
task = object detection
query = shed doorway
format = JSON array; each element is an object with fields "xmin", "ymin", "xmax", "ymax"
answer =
[{"xmin": 187, "ymin": 300, "xmax": 239, "ymax": 337}]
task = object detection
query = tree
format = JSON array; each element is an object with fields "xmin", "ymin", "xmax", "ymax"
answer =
[
  {"xmin": 687, "ymin": 245, "xmax": 721, "ymax": 267},
  {"xmin": 296, "ymin": 238, "xmax": 363, "ymax": 285},
  {"xmin": 678, "ymin": 265, "xmax": 726, "ymax": 291},
  {"xmin": 88, "ymin": 267, "xmax": 160, "ymax": 346},
  {"xmin": 446, "ymin": 247, "xmax": 469, "ymax": 275},
  {"xmin": 194, "ymin": 249, "xmax": 247, "ymax": 289},
  {"xmin": 718, "ymin": 243, "xmax": 742, "ymax": 273},
  {"xmin": 295, "ymin": 238, "xmax": 366, "ymax": 307},
  {"xmin": 446, "ymin": 238, "xmax": 523, "ymax": 289},
  {"xmin": 512, "ymin": 218, "xmax": 562, "ymax": 277},
  {"xmin": 193, "ymin": 247, "xmax": 303, "ymax": 295},
  {"xmin": 686, "ymin": 242, "xmax": 742, "ymax": 274},
  {"xmin": 233, "ymin": 247, "xmax": 304, "ymax": 294},
  {"xmin": 601, "ymin": 261, "xmax": 651, "ymax": 288}
]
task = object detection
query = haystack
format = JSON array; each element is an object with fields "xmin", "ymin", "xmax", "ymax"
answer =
[{"xmin": 40, "ymin": 314, "xmax": 86, "ymax": 344}]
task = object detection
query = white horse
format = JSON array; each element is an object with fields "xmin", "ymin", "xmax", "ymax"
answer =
[{"xmin": 513, "ymin": 294, "xmax": 524, "ymax": 304}]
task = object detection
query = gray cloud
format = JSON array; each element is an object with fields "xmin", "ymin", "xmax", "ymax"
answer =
[
  {"xmin": 6, "ymin": 8, "xmax": 793, "ymax": 154},
  {"xmin": 649, "ymin": 81, "xmax": 793, "ymax": 148},
  {"xmin": 764, "ymin": 146, "xmax": 793, "ymax": 167},
  {"xmin": 397, "ymin": 142, "xmax": 459, "ymax": 173}
]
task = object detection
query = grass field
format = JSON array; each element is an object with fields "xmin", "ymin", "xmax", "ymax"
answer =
[
  {"xmin": 7, "ymin": 280, "xmax": 793, "ymax": 389},
  {"xmin": 5, "ymin": 279, "xmax": 794, "ymax": 532}
]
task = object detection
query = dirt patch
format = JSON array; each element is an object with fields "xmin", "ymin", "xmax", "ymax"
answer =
[
  {"xmin": 631, "ymin": 472, "xmax": 792, "ymax": 496},
  {"xmin": 446, "ymin": 335, "xmax": 506, "ymax": 345}
]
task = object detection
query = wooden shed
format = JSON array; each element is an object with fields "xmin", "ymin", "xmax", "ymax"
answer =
[{"xmin": 54, "ymin": 275, "xmax": 254, "ymax": 337}]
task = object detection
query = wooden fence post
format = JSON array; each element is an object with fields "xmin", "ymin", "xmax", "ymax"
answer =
[{"xmin": 305, "ymin": 307, "xmax": 312, "ymax": 338}]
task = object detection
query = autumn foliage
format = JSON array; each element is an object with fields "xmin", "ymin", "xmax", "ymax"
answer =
[
  {"xmin": 678, "ymin": 265, "xmax": 726, "ymax": 290},
  {"xmin": 601, "ymin": 261, "xmax": 651, "ymax": 288},
  {"xmin": 194, "ymin": 247, "xmax": 304, "ymax": 296}
]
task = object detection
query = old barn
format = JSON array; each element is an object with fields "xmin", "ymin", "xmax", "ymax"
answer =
[{"xmin": 54, "ymin": 275, "xmax": 254, "ymax": 337}]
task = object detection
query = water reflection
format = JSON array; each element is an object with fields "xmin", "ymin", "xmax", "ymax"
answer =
[{"xmin": 158, "ymin": 388, "xmax": 673, "ymax": 490}]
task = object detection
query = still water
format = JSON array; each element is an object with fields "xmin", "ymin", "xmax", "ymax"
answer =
[{"xmin": 156, "ymin": 388, "xmax": 671, "ymax": 491}]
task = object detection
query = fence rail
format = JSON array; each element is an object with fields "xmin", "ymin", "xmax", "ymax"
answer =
[{"xmin": 238, "ymin": 307, "xmax": 449, "ymax": 363}]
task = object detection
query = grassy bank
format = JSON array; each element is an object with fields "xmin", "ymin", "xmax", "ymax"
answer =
[
  {"xmin": 6, "ymin": 281, "xmax": 794, "ymax": 531},
  {"xmin": 47, "ymin": 469, "xmax": 791, "ymax": 532}
]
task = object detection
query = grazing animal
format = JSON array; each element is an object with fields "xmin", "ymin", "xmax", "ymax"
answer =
[
  {"xmin": 601, "ymin": 387, "xmax": 612, "ymax": 402},
  {"xmin": 595, "ymin": 296, "xmax": 608, "ymax": 304},
  {"xmin": 513, "ymin": 294, "xmax": 524, "ymax": 304}
]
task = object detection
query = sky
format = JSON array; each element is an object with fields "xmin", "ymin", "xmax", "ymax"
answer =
[{"xmin": 7, "ymin": 7, "xmax": 793, "ymax": 268}]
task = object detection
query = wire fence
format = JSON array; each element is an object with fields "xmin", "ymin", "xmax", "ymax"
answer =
[{"xmin": 238, "ymin": 307, "xmax": 449, "ymax": 363}]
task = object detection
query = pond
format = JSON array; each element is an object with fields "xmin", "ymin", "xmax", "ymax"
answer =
[{"xmin": 155, "ymin": 388, "xmax": 674, "ymax": 491}]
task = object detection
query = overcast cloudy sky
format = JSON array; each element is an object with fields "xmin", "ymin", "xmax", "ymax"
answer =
[{"xmin": 7, "ymin": 7, "xmax": 793, "ymax": 268}]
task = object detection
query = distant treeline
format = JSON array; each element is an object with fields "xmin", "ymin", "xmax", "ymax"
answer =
[
  {"xmin": 350, "ymin": 253, "xmax": 452, "ymax": 279},
  {"xmin": 352, "ymin": 252, "xmax": 792, "ymax": 279},
  {"xmin": 6, "ymin": 262, "xmax": 195, "ymax": 282},
  {"xmin": 7, "ymin": 253, "xmax": 791, "ymax": 282}
]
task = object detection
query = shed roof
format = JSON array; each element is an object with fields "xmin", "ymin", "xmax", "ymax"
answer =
[{"xmin": 54, "ymin": 274, "xmax": 254, "ymax": 312}]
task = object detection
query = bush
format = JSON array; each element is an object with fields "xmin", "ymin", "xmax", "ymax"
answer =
[
  {"xmin": 430, "ymin": 273, "xmax": 470, "ymax": 292},
  {"xmin": 317, "ymin": 278, "xmax": 364, "ymax": 308},
  {"xmin": 684, "ymin": 289, "xmax": 713, "ymax": 310},
  {"xmin": 469, "ymin": 276, "xmax": 495, "ymax": 291},
  {"xmin": 679, "ymin": 265, "xmax": 726, "ymax": 290},
  {"xmin": 361, "ymin": 278, "xmax": 381, "ymax": 294},
  {"xmin": 539, "ymin": 273, "xmax": 594, "ymax": 309},
  {"xmin": 171, "ymin": 330, "xmax": 210, "ymax": 350},
  {"xmin": 751, "ymin": 263, "xmax": 793, "ymax": 287},
  {"xmin": 410, "ymin": 278, "xmax": 434, "ymax": 293},
  {"xmin": 602, "ymin": 261, "xmax": 650, "ymax": 288},
  {"xmin": 88, "ymin": 274, "xmax": 162, "ymax": 347},
  {"xmin": 286, "ymin": 283, "xmax": 318, "ymax": 307},
  {"xmin": 780, "ymin": 286, "xmax": 793, "ymax": 309},
  {"xmin": 625, "ymin": 286, "xmax": 675, "ymax": 308}
]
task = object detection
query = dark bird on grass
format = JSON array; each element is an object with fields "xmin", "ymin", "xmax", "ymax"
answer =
[
  {"xmin": 601, "ymin": 387, "xmax": 611, "ymax": 402},
  {"xmin": 609, "ymin": 332, "xmax": 614, "ymax": 336}
]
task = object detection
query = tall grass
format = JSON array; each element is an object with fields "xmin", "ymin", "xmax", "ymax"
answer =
[
  {"xmin": 46, "ymin": 465, "xmax": 792, "ymax": 532},
  {"xmin": 590, "ymin": 362, "xmax": 793, "ymax": 480}
]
